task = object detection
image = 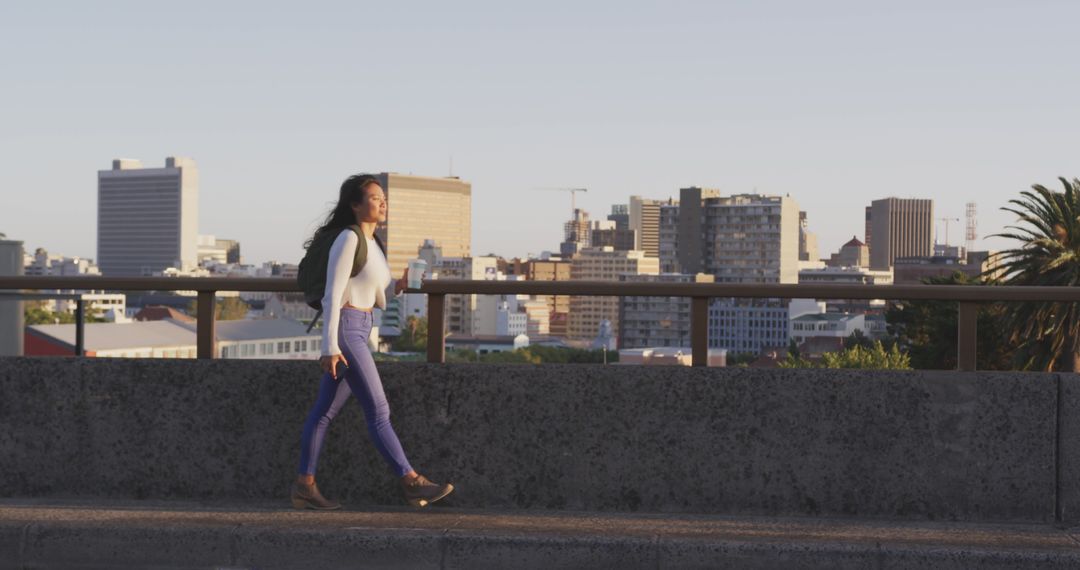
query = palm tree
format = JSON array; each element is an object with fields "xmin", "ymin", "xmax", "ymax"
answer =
[{"xmin": 992, "ymin": 177, "xmax": 1080, "ymax": 371}]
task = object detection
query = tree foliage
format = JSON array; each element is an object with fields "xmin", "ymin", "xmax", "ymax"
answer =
[
  {"xmin": 24, "ymin": 301, "xmax": 104, "ymax": 325},
  {"xmin": 779, "ymin": 341, "xmax": 911, "ymax": 370},
  {"xmin": 391, "ymin": 316, "xmax": 428, "ymax": 352},
  {"xmin": 885, "ymin": 272, "xmax": 1015, "ymax": 370},
  {"xmin": 991, "ymin": 177, "xmax": 1080, "ymax": 371}
]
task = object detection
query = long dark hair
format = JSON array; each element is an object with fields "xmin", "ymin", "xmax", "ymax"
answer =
[{"xmin": 305, "ymin": 174, "xmax": 382, "ymax": 249}]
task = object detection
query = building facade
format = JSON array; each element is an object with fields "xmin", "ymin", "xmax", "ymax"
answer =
[
  {"xmin": 567, "ymin": 247, "xmax": 659, "ymax": 343},
  {"xmin": 629, "ymin": 196, "xmax": 664, "ymax": 258},
  {"xmin": 97, "ymin": 157, "xmax": 199, "ymax": 276},
  {"xmin": 618, "ymin": 273, "xmax": 715, "ymax": 349},
  {"xmin": 701, "ymin": 193, "xmax": 801, "ymax": 284},
  {"xmin": 526, "ymin": 259, "xmax": 572, "ymax": 336},
  {"xmin": 376, "ymin": 172, "xmax": 471, "ymax": 277},
  {"xmin": 868, "ymin": 197, "xmax": 934, "ymax": 270}
]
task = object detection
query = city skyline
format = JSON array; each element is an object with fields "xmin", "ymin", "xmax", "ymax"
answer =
[{"xmin": 3, "ymin": 2, "xmax": 1079, "ymax": 264}]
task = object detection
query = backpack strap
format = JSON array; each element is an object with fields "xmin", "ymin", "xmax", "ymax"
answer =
[{"xmin": 347, "ymin": 225, "xmax": 367, "ymax": 277}]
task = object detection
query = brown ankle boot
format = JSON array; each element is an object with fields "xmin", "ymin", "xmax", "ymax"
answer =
[
  {"xmin": 290, "ymin": 481, "xmax": 342, "ymax": 510},
  {"xmin": 402, "ymin": 475, "xmax": 454, "ymax": 507}
]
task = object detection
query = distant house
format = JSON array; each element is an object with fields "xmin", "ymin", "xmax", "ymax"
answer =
[{"xmin": 25, "ymin": 318, "xmax": 322, "ymax": 359}]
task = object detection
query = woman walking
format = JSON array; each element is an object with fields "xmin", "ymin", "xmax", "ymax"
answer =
[{"xmin": 291, "ymin": 173, "xmax": 453, "ymax": 510}]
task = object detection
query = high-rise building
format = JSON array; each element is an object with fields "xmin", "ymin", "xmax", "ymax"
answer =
[
  {"xmin": 674, "ymin": 187, "xmax": 722, "ymax": 274},
  {"xmin": 590, "ymin": 218, "xmax": 635, "ymax": 251},
  {"xmin": 97, "ymin": 157, "xmax": 199, "ymax": 276},
  {"xmin": 660, "ymin": 191, "xmax": 802, "ymax": 354},
  {"xmin": 618, "ymin": 272, "xmax": 715, "ymax": 349},
  {"xmin": 702, "ymin": 194, "xmax": 801, "ymax": 284},
  {"xmin": 868, "ymin": 198, "xmax": 934, "ymax": 270},
  {"xmin": 607, "ymin": 204, "xmax": 630, "ymax": 231},
  {"xmin": 567, "ymin": 247, "xmax": 659, "ymax": 343},
  {"xmin": 629, "ymin": 196, "xmax": 665, "ymax": 258},
  {"xmin": 658, "ymin": 202, "xmax": 680, "ymax": 273},
  {"xmin": 375, "ymin": 173, "xmax": 471, "ymax": 277}
]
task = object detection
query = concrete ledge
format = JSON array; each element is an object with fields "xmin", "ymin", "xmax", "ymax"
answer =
[
  {"xmin": 2, "ymin": 500, "xmax": 1080, "ymax": 570},
  {"xmin": 0, "ymin": 358, "xmax": 1063, "ymax": 522}
]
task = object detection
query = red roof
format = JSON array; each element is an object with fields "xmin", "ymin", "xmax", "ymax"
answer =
[
  {"xmin": 843, "ymin": 236, "xmax": 865, "ymax": 248},
  {"xmin": 134, "ymin": 306, "xmax": 195, "ymax": 323}
]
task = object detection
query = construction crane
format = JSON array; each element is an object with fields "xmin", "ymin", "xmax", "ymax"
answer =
[{"xmin": 533, "ymin": 187, "xmax": 588, "ymax": 218}]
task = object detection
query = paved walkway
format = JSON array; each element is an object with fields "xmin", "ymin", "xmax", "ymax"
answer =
[{"xmin": 3, "ymin": 498, "xmax": 1080, "ymax": 569}]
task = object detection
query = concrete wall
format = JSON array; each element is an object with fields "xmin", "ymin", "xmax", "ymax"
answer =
[{"xmin": 0, "ymin": 358, "xmax": 1074, "ymax": 523}]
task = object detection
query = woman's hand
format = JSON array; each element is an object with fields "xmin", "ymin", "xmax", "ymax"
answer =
[
  {"xmin": 320, "ymin": 354, "xmax": 349, "ymax": 380},
  {"xmin": 395, "ymin": 266, "xmax": 425, "ymax": 295},
  {"xmin": 394, "ymin": 266, "xmax": 409, "ymax": 295}
]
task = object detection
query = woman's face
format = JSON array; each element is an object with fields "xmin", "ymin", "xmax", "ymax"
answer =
[{"xmin": 352, "ymin": 183, "xmax": 387, "ymax": 224}]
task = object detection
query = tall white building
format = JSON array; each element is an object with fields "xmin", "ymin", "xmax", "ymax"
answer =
[{"xmin": 97, "ymin": 157, "xmax": 199, "ymax": 276}]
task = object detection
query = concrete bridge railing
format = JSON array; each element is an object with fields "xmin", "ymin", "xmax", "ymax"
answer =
[{"xmin": 3, "ymin": 357, "xmax": 1080, "ymax": 524}]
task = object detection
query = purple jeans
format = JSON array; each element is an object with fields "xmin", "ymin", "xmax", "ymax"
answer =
[{"xmin": 297, "ymin": 308, "xmax": 413, "ymax": 477}]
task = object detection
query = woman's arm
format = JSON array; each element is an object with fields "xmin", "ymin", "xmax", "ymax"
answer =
[
  {"xmin": 393, "ymin": 266, "xmax": 409, "ymax": 296},
  {"xmin": 320, "ymin": 229, "xmax": 357, "ymax": 359}
]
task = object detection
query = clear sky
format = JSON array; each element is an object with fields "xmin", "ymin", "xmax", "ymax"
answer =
[{"xmin": 3, "ymin": 1, "xmax": 1079, "ymax": 265}]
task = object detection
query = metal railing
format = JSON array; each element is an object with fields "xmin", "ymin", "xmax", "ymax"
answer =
[{"xmin": 3, "ymin": 275, "xmax": 1079, "ymax": 370}]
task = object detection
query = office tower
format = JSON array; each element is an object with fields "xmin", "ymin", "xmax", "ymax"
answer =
[
  {"xmin": 618, "ymin": 272, "xmax": 715, "ymax": 349},
  {"xmin": 629, "ymin": 196, "xmax": 664, "ymax": 258},
  {"xmin": 868, "ymin": 198, "xmax": 934, "ymax": 269},
  {"xmin": 658, "ymin": 202, "xmax": 680, "ymax": 273},
  {"xmin": 590, "ymin": 218, "xmax": 635, "ymax": 251},
  {"xmin": 375, "ymin": 173, "xmax": 471, "ymax": 277},
  {"xmin": 97, "ymin": 157, "xmax": 198, "ymax": 276},
  {"xmin": 607, "ymin": 204, "xmax": 630, "ymax": 230},
  {"xmin": 674, "ymin": 187, "xmax": 721, "ymax": 274},
  {"xmin": 567, "ymin": 247, "xmax": 659, "ymax": 343}
]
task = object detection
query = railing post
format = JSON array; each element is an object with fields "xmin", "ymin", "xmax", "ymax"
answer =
[
  {"xmin": 958, "ymin": 301, "xmax": 977, "ymax": 372},
  {"xmin": 692, "ymin": 296, "xmax": 709, "ymax": 367},
  {"xmin": 427, "ymin": 293, "xmax": 446, "ymax": 363},
  {"xmin": 197, "ymin": 290, "xmax": 216, "ymax": 359},
  {"xmin": 75, "ymin": 298, "xmax": 85, "ymax": 357}
]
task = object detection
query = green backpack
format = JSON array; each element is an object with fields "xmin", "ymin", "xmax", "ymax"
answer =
[{"xmin": 297, "ymin": 225, "xmax": 387, "ymax": 332}]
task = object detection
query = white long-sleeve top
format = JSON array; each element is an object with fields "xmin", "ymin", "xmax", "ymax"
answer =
[{"xmin": 321, "ymin": 228, "xmax": 393, "ymax": 356}]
